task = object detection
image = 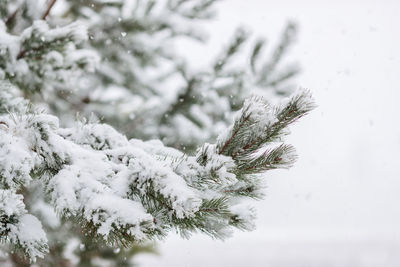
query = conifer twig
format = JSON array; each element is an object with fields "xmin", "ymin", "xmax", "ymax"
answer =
[
  {"xmin": 5, "ymin": 8, "xmax": 18, "ymax": 26},
  {"xmin": 42, "ymin": 0, "xmax": 57, "ymax": 20},
  {"xmin": 218, "ymin": 115, "xmax": 250, "ymax": 155}
]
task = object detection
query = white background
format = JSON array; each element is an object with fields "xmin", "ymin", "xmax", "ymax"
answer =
[{"xmin": 137, "ymin": 0, "xmax": 400, "ymax": 266}]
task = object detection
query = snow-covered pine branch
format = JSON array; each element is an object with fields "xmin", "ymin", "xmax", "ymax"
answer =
[
  {"xmin": 0, "ymin": 0, "xmax": 314, "ymax": 265},
  {"xmin": 0, "ymin": 82, "xmax": 314, "ymax": 262}
]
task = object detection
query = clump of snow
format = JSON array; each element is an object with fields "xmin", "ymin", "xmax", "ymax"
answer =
[
  {"xmin": 0, "ymin": 190, "xmax": 48, "ymax": 261},
  {"xmin": 0, "ymin": 118, "xmax": 35, "ymax": 188},
  {"xmin": 85, "ymin": 194, "xmax": 152, "ymax": 239},
  {"xmin": 21, "ymin": 21, "xmax": 88, "ymax": 45},
  {"xmin": 0, "ymin": 190, "xmax": 25, "ymax": 219},
  {"xmin": 11, "ymin": 214, "xmax": 48, "ymax": 261},
  {"xmin": 59, "ymin": 122, "xmax": 130, "ymax": 150},
  {"xmin": 108, "ymin": 146, "xmax": 202, "ymax": 219}
]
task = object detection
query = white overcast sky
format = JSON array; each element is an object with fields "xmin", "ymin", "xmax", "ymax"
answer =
[{"xmin": 137, "ymin": 0, "xmax": 400, "ymax": 266}]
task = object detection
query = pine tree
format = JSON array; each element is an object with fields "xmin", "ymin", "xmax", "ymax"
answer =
[{"xmin": 0, "ymin": 0, "xmax": 315, "ymax": 266}]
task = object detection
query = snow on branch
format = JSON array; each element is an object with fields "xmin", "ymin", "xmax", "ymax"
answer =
[
  {"xmin": 0, "ymin": 190, "xmax": 48, "ymax": 261},
  {"xmin": 0, "ymin": 1, "xmax": 314, "ymax": 264},
  {"xmin": 0, "ymin": 20, "xmax": 98, "ymax": 93},
  {"xmin": 0, "ymin": 82, "xmax": 314, "ymax": 261}
]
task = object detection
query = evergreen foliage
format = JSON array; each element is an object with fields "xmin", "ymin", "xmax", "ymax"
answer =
[{"xmin": 0, "ymin": 0, "xmax": 314, "ymax": 266}]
